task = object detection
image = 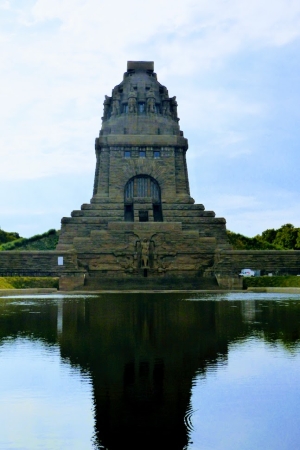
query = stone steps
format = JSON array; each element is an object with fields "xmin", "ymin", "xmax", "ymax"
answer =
[
  {"xmin": 162, "ymin": 211, "xmax": 215, "ymax": 217},
  {"xmin": 70, "ymin": 210, "xmax": 215, "ymax": 219}
]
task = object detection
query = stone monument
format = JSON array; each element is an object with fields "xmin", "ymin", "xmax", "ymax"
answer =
[{"xmin": 56, "ymin": 61, "xmax": 231, "ymax": 289}]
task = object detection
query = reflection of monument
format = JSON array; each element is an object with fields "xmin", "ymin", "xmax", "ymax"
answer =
[
  {"xmin": 1, "ymin": 296, "xmax": 300, "ymax": 449},
  {"xmin": 59, "ymin": 296, "xmax": 234, "ymax": 450},
  {"xmin": 56, "ymin": 296, "xmax": 300, "ymax": 449},
  {"xmin": 56, "ymin": 61, "xmax": 231, "ymax": 290}
]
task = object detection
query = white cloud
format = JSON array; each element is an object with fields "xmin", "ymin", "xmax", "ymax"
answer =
[
  {"xmin": 201, "ymin": 188, "xmax": 300, "ymax": 236},
  {"xmin": 226, "ymin": 206, "xmax": 300, "ymax": 236},
  {"xmin": 0, "ymin": 0, "xmax": 10, "ymax": 10},
  {"xmin": 179, "ymin": 88, "xmax": 264, "ymax": 133},
  {"xmin": 0, "ymin": 0, "xmax": 300, "ymax": 235},
  {"xmin": 210, "ymin": 194, "xmax": 262, "ymax": 211}
]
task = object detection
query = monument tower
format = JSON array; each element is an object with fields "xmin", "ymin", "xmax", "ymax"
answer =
[{"xmin": 57, "ymin": 61, "xmax": 231, "ymax": 289}]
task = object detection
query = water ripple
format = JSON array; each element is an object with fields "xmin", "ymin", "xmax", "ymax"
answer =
[{"xmin": 184, "ymin": 406, "xmax": 195, "ymax": 432}]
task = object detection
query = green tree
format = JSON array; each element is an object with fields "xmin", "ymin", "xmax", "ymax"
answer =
[
  {"xmin": 261, "ymin": 228, "xmax": 277, "ymax": 244},
  {"xmin": 0, "ymin": 228, "xmax": 21, "ymax": 244},
  {"xmin": 273, "ymin": 224, "xmax": 298, "ymax": 249},
  {"xmin": 227, "ymin": 230, "xmax": 279, "ymax": 250}
]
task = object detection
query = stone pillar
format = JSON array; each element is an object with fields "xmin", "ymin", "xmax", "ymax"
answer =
[
  {"xmin": 95, "ymin": 147, "xmax": 110, "ymax": 197},
  {"xmin": 175, "ymin": 148, "xmax": 190, "ymax": 196}
]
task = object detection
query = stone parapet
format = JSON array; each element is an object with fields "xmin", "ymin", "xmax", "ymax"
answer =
[
  {"xmin": 61, "ymin": 217, "xmax": 115, "ymax": 224},
  {"xmin": 107, "ymin": 221, "xmax": 183, "ymax": 232},
  {"xmin": 214, "ymin": 250, "xmax": 300, "ymax": 275},
  {"xmin": 162, "ymin": 204, "xmax": 205, "ymax": 210},
  {"xmin": 96, "ymin": 135, "xmax": 188, "ymax": 148},
  {"xmin": 81, "ymin": 203, "xmax": 124, "ymax": 209},
  {"xmin": 0, "ymin": 251, "xmax": 82, "ymax": 277},
  {"xmin": 71, "ymin": 210, "xmax": 124, "ymax": 218}
]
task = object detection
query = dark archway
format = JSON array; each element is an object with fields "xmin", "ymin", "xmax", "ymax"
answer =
[{"xmin": 124, "ymin": 175, "xmax": 163, "ymax": 222}]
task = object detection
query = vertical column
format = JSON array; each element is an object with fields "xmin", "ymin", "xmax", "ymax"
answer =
[
  {"xmin": 134, "ymin": 208, "xmax": 139, "ymax": 222},
  {"xmin": 148, "ymin": 207, "xmax": 154, "ymax": 222},
  {"xmin": 175, "ymin": 147, "xmax": 189, "ymax": 195},
  {"xmin": 183, "ymin": 149, "xmax": 190, "ymax": 195},
  {"xmin": 93, "ymin": 151, "xmax": 100, "ymax": 196},
  {"xmin": 96, "ymin": 147, "xmax": 110, "ymax": 197}
]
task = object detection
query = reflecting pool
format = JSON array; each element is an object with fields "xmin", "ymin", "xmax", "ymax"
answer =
[{"xmin": 0, "ymin": 292, "xmax": 300, "ymax": 449}]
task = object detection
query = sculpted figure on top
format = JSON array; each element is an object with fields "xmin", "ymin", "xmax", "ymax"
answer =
[
  {"xmin": 111, "ymin": 89, "xmax": 121, "ymax": 116},
  {"xmin": 100, "ymin": 62, "xmax": 180, "ymax": 129},
  {"xmin": 102, "ymin": 95, "xmax": 111, "ymax": 120},
  {"xmin": 146, "ymin": 86, "xmax": 156, "ymax": 114},
  {"xmin": 170, "ymin": 96, "xmax": 178, "ymax": 121},
  {"xmin": 128, "ymin": 85, "xmax": 137, "ymax": 114}
]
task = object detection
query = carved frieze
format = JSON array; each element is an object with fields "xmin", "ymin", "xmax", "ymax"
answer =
[
  {"xmin": 101, "ymin": 78, "xmax": 180, "ymax": 122},
  {"xmin": 117, "ymin": 254, "xmax": 137, "ymax": 273}
]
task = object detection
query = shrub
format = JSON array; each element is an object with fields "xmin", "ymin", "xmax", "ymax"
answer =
[
  {"xmin": 0, "ymin": 229, "xmax": 59, "ymax": 251},
  {"xmin": 0, "ymin": 229, "xmax": 21, "ymax": 244},
  {"xmin": 0, "ymin": 278, "xmax": 14, "ymax": 289},
  {"xmin": 244, "ymin": 276, "xmax": 300, "ymax": 288},
  {"xmin": 0, "ymin": 277, "xmax": 59, "ymax": 289},
  {"xmin": 227, "ymin": 230, "xmax": 280, "ymax": 250}
]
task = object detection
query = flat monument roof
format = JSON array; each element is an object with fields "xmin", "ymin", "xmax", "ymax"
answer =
[{"xmin": 127, "ymin": 61, "xmax": 154, "ymax": 71}]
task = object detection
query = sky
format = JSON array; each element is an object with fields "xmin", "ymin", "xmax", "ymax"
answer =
[{"xmin": 0, "ymin": 0, "xmax": 300, "ymax": 238}]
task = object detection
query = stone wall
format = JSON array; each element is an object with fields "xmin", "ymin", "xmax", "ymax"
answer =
[
  {"xmin": 0, "ymin": 248, "xmax": 300, "ymax": 290},
  {"xmin": 214, "ymin": 250, "xmax": 300, "ymax": 276},
  {"xmin": 0, "ymin": 251, "xmax": 81, "ymax": 277}
]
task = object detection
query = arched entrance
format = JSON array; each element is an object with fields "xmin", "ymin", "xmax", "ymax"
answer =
[{"xmin": 124, "ymin": 175, "xmax": 163, "ymax": 222}]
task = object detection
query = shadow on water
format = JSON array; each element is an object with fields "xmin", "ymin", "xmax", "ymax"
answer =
[{"xmin": 1, "ymin": 292, "xmax": 300, "ymax": 449}]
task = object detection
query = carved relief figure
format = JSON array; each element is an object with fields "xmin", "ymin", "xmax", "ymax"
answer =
[
  {"xmin": 161, "ymin": 87, "xmax": 170, "ymax": 116},
  {"xmin": 103, "ymin": 95, "xmax": 111, "ymax": 120},
  {"xmin": 111, "ymin": 90, "xmax": 121, "ymax": 116},
  {"xmin": 170, "ymin": 96, "xmax": 178, "ymax": 120},
  {"xmin": 162, "ymin": 99, "xmax": 170, "ymax": 116},
  {"xmin": 161, "ymin": 86, "xmax": 169, "ymax": 99},
  {"xmin": 118, "ymin": 255, "xmax": 136, "ymax": 273},
  {"xmin": 128, "ymin": 97, "xmax": 137, "ymax": 113},
  {"xmin": 141, "ymin": 239, "xmax": 150, "ymax": 268},
  {"xmin": 147, "ymin": 97, "xmax": 155, "ymax": 114},
  {"xmin": 156, "ymin": 255, "xmax": 168, "ymax": 273},
  {"xmin": 146, "ymin": 87, "xmax": 156, "ymax": 114},
  {"xmin": 128, "ymin": 86, "xmax": 137, "ymax": 113}
]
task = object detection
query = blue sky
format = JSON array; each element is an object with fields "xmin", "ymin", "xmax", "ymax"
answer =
[{"xmin": 0, "ymin": 0, "xmax": 299, "ymax": 238}]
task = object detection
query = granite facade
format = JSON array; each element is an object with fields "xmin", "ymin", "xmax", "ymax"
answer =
[{"xmin": 56, "ymin": 61, "xmax": 231, "ymax": 289}]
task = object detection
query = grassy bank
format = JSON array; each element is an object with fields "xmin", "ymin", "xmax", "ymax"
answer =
[
  {"xmin": 0, "ymin": 277, "xmax": 59, "ymax": 289},
  {"xmin": 0, "ymin": 229, "xmax": 59, "ymax": 251},
  {"xmin": 244, "ymin": 276, "xmax": 300, "ymax": 289}
]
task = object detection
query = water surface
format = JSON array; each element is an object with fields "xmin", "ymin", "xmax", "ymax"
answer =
[{"xmin": 0, "ymin": 292, "xmax": 300, "ymax": 449}]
